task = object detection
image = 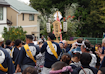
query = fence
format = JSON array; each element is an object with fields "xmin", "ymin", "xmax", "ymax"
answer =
[{"xmin": 73, "ymin": 37, "xmax": 103, "ymax": 45}]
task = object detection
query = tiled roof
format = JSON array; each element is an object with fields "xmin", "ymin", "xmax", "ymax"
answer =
[
  {"xmin": 0, "ymin": 0, "xmax": 10, "ymax": 6},
  {"xmin": 5, "ymin": 0, "xmax": 39, "ymax": 14}
]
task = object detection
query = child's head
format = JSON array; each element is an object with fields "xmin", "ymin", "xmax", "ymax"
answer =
[
  {"xmin": 80, "ymin": 52, "xmax": 92, "ymax": 66},
  {"xmin": 97, "ymin": 67, "xmax": 105, "ymax": 74},
  {"xmin": 22, "ymin": 66, "xmax": 38, "ymax": 74},
  {"xmin": 72, "ymin": 52, "xmax": 81, "ymax": 62},
  {"xmin": 50, "ymin": 61, "xmax": 73, "ymax": 74},
  {"xmin": 60, "ymin": 53, "xmax": 71, "ymax": 65}
]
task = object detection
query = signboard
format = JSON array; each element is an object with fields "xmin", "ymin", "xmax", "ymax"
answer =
[
  {"xmin": 53, "ymin": 21, "xmax": 60, "ymax": 37},
  {"xmin": 63, "ymin": 22, "xmax": 67, "ymax": 32},
  {"xmin": 46, "ymin": 23, "xmax": 51, "ymax": 33}
]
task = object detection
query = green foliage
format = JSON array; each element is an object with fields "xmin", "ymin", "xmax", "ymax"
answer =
[
  {"xmin": 62, "ymin": 3, "xmax": 80, "ymax": 39},
  {"xmin": 39, "ymin": 3, "xmax": 81, "ymax": 40},
  {"xmin": 85, "ymin": 0, "xmax": 105, "ymax": 37},
  {"xmin": 30, "ymin": 0, "xmax": 52, "ymax": 13},
  {"xmin": 31, "ymin": 0, "xmax": 105, "ymax": 38},
  {"xmin": 3, "ymin": 26, "xmax": 27, "ymax": 41},
  {"xmin": 38, "ymin": 8, "xmax": 57, "ymax": 38},
  {"xmin": 30, "ymin": 0, "xmax": 90, "ymax": 15},
  {"xmin": 74, "ymin": 0, "xmax": 105, "ymax": 38},
  {"xmin": 74, "ymin": 7, "xmax": 90, "ymax": 37}
]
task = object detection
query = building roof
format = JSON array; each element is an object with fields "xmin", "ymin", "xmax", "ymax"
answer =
[
  {"xmin": 5, "ymin": 0, "xmax": 39, "ymax": 14},
  {"xmin": 0, "ymin": 0, "xmax": 10, "ymax": 6}
]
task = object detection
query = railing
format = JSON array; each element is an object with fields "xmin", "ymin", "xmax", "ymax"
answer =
[{"xmin": 73, "ymin": 37, "xmax": 103, "ymax": 45}]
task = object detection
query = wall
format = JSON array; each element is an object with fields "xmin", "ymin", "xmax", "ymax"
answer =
[
  {"xmin": 7, "ymin": 7, "xmax": 17, "ymax": 26},
  {"xmin": 7, "ymin": 7, "xmax": 39, "ymax": 37},
  {"xmin": 18, "ymin": 14, "xmax": 37, "ymax": 26},
  {"xmin": 18, "ymin": 13, "xmax": 39, "ymax": 36},
  {"xmin": 23, "ymin": 27, "xmax": 38, "ymax": 35}
]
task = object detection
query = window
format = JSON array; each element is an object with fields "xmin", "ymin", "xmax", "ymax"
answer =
[
  {"xmin": 29, "ymin": 14, "xmax": 34, "ymax": 21},
  {"xmin": 23, "ymin": 14, "xmax": 24, "ymax": 21},
  {"xmin": 0, "ymin": 7, "xmax": 3, "ymax": 20}
]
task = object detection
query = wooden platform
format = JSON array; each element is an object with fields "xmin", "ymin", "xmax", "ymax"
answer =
[{"xmin": 54, "ymin": 40, "xmax": 77, "ymax": 44}]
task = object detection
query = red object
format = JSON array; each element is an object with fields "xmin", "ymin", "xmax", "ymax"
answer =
[
  {"xmin": 68, "ymin": 16, "xmax": 71, "ymax": 18},
  {"xmin": 63, "ymin": 17, "xmax": 66, "ymax": 21},
  {"xmin": 53, "ymin": 31, "xmax": 54, "ymax": 34},
  {"xmin": 72, "ymin": 16, "xmax": 75, "ymax": 18},
  {"xmin": 40, "ymin": 65, "xmax": 43, "ymax": 68}
]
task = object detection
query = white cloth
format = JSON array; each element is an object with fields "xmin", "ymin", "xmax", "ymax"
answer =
[
  {"xmin": 5, "ymin": 48, "xmax": 11, "ymax": 55},
  {"xmin": 89, "ymin": 53, "xmax": 97, "ymax": 67},
  {"xmin": 41, "ymin": 67, "xmax": 51, "ymax": 74},
  {"xmin": 33, "ymin": 41, "xmax": 38, "ymax": 45},
  {"xmin": 70, "ymin": 61, "xmax": 82, "ymax": 67}
]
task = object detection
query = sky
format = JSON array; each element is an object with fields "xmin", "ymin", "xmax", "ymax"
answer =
[{"xmin": 18, "ymin": 0, "xmax": 30, "ymax": 5}]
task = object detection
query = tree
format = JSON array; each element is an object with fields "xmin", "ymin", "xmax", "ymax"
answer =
[
  {"xmin": 62, "ymin": 3, "xmax": 81, "ymax": 39},
  {"xmin": 86, "ymin": 0, "xmax": 105, "ymax": 37},
  {"xmin": 30, "ymin": 0, "xmax": 52, "ymax": 13},
  {"xmin": 3, "ymin": 26, "xmax": 27, "ymax": 41},
  {"xmin": 39, "ymin": 3, "xmax": 81, "ymax": 40},
  {"xmin": 74, "ymin": 7, "xmax": 90, "ymax": 37},
  {"xmin": 30, "ymin": 0, "xmax": 90, "ymax": 15}
]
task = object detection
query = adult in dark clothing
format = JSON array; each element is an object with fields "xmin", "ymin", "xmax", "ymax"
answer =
[
  {"xmin": 0, "ymin": 34, "xmax": 15, "ymax": 74},
  {"xmin": 5, "ymin": 40, "xmax": 12, "ymax": 55},
  {"xmin": 12, "ymin": 39, "xmax": 22, "ymax": 64},
  {"xmin": 15, "ymin": 35, "xmax": 40, "ymax": 73},
  {"xmin": 41, "ymin": 33, "xmax": 61, "ymax": 74}
]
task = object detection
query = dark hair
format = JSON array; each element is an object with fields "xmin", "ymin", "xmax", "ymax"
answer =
[
  {"xmin": 72, "ymin": 52, "xmax": 81, "ymax": 59},
  {"xmin": 97, "ymin": 43, "xmax": 101, "ymax": 47},
  {"xmin": 83, "ymin": 41, "xmax": 91, "ymax": 51},
  {"xmin": 15, "ymin": 39, "xmax": 22, "ymax": 46},
  {"xmin": 99, "ymin": 67, "xmax": 105, "ymax": 74},
  {"xmin": 61, "ymin": 53, "xmax": 71, "ymax": 65},
  {"xmin": 22, "ymin": 66, "xmax": 38, "ymax": 74},
  {"xmin": 1, "ymin": 43, "xmax": 5, "ymax": 48},
  {"xmin": 80, "ymin": 52, "xmax": 92, "ymax": 66},
  {"xmin": 22, "ymin": 41, "xmax": 25, "ymax": 45},
  {"xmin": 52, "ymin": 61, "xmax": 69, "ymax": 74},
  {"xmin": 5, "ymin": 40, "xmax": 11, "ymax": 45},
  {"xmin": 48, "ymin": 32, "xmax": 55, "ymax": 40},
  {"xmin": 26, "ymin": 35, "xmax": 33, "ymax": 40}
]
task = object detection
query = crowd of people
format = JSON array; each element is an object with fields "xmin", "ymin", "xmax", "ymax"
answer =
[{"xmin": 0, "ymin": 33, "xmax": 105, "ymax": 74}]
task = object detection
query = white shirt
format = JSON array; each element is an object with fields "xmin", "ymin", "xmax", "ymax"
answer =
[
  {"xmin": 89, "ymin": 53, "xmax": 97, "ymax": 67},
  {"xmin": 33, "ymin": 41, "xmax": 38, "ymax": 45}
]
